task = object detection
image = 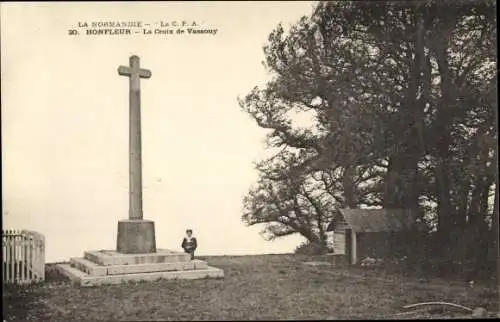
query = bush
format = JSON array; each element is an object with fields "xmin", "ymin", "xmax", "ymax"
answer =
[{"xmin": 294, "ymin": 241, "xmax": 328, "ymax": 255}]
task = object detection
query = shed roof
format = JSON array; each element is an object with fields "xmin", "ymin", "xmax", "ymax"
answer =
[{"xmin": 326, "ymin": 208, "xmax": 418, "ymax": 233}]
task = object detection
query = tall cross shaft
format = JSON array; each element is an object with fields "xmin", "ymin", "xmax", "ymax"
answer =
[{"xmin": 118, "ymin": 55, "xmax": 151, "ymax": 221}]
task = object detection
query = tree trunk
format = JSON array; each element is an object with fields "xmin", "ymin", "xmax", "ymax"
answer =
[
  {"xmin": 493, "ymin": 171, "xmax": 499, "ymax": 286},
  {"xmin": 384, "ymin": 152, "xmax": 419, "ymax": 209},
  {"xmin": 435, "ymin": 160, "xmax": 453, "ymax": 259},
  {"xmin": 431, "ymin": 28, "xmax": 457, "ymax": 261},
  {"xmin": 468, "ymin": 177, "xmax": 490, "ymax": 262},
  {"xmin": 493, "ymin": 178, "xmax": 499, "ymax": 241},
  {"xmin": 311, "ymin": 197, "xmax": 328, "ymax": 252},
  {"xmin": 343, "ymin": 165, "xmax": 357, "ymax": 208},
  {"xmin": 384, "ymin": 156, "xmax": 404, "ymax": 208},
  {"xmin": 383, "ymin": 12, "xmax": 424, "ymax": 211}
]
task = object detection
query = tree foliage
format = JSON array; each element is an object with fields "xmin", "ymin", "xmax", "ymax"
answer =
[{"xmin": 239, "ymin": 0, "xmax": 497, "ymax": 258}]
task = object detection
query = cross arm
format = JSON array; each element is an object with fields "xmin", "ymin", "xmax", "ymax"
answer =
[{"xmin": 117, "ymin": 66, "xmax": 152, "ymax": 79}]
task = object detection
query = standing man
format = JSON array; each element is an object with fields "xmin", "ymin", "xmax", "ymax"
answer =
[{"xmin": 181, "ymin": 229, "xmax": 197, "ymax": 260}]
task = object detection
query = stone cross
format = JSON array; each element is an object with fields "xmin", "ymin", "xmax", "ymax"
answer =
[{"xmin": 118, "ymin": 55, "xmax": 151, "ymax": 221}]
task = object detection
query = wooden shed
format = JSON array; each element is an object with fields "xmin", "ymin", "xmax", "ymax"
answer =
[{"xmin": 326, "ymin": 209, "xmax": 420, "ymax": 265}]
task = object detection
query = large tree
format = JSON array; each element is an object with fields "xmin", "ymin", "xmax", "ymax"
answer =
[{"xmin": 240, "ymin": 0, "xmax": 497, "ymax": 259}]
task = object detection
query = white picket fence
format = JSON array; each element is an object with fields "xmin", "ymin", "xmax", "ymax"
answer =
[{"xmin": 2, "ymin": 229, "xmax": 45, "ymax": 284}]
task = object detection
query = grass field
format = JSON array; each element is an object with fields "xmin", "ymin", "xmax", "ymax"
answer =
[{"xmin": 2, "ymin": 254, "xmax": 499, "ymax": 321}]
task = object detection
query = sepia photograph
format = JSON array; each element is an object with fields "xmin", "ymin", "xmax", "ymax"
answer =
[{"xmin": 1, "ymin": 0, "xmax": 498, "ymax": 320}]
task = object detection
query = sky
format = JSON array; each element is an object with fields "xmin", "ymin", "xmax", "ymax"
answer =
[{"xmin": 1, "ymin": 1, "xmax": 318, "ymax": 263}]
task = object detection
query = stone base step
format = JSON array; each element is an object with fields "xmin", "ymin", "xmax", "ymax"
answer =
[
  {"xmin": 57, "ymin": 263, "xmax": 224, "ymax": 287},
  {"xmin": 84, "ymin": 249, "xmax": 191, "ymax": 266},
  {"xmin": 70, "ymin": 257, "xmax": 208, "ymax": 276},
  {"xmin": 70, "ymin": 257, "xmax": 107, "ymax": 276}
]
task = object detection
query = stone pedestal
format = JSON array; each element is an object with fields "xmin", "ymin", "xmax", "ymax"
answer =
[
  {"xmin": 117, "ymin": 219, "xmax": 156, "ymax": 253},
  {"xmin": 57, "ymin": 249, "xmax": 224, "ymax": 287}
]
